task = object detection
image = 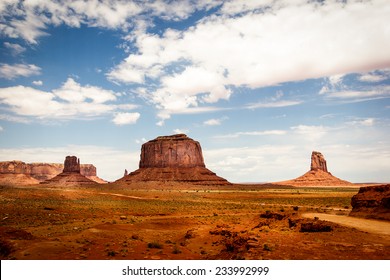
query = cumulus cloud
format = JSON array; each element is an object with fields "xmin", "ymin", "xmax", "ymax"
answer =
[
  {"xmin": 0, "ymin": 63, "xmax": 41, "ymax": 79},
  {"xmin": 106, "ymin": 0, "xmax": 390, "ymax": 122},
  {"xmin": 0, "ymin": 78, "xmax": 137, "ymax": 121},
  {"xmin": 112, "ymin": 112, "xmax": 140, "ymax": 125}
]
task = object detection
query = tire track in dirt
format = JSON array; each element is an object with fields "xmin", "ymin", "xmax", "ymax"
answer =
[{"xmin": 302, "ymin": 213, "xmax": 390, "ymax": 236}]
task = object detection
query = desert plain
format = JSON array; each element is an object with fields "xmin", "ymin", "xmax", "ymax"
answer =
[{"xmin": 1, "ymin": 182, "xmax": 389, "ymax": 260}]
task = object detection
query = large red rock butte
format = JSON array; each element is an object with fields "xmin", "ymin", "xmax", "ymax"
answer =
[
  {"xmin": 41, "ymin": 156, "xmax": 96, "ymax": 186},
  {"xmin": 0, "ymin": 160, "xmax": 106, "ymax": 184},
  {"xmin": 276, "ymin": 151, "xmax": 354, "ymax": 187},
  {"xmin": 116, "ymin": 134, "xmax": 230, "ymax": 185}
]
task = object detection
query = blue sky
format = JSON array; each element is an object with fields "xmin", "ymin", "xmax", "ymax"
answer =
[{"xmin": 0, "ymin": 0, "xmax": 389, "ymax": 183}]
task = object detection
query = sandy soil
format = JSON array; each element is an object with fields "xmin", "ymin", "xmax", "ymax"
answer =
[
  {"xmin": 0, "ymin": 184, "xmax": 389, "ymax": 260},
  {"xmin": 302, "ymin": 213, "xmax": 390, "ymax": 236}
]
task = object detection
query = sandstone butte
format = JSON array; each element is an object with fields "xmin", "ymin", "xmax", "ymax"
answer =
[
  {"xmin": 40, "ymin": 156, "xmax": 97, "ymax": 186},
  {"xmin": 0, "ymin": 160, "xmax": 106, "ymax": 185},
  {"xmin": 116, "ymin": 134, "xmax": 230, "ymax": 185},
  {"xmin": 276, "ymin": 151, "xmax": 355, "ymax": 187},
  {"xmin": 350, "ymin": 184, "xmax": 390, "ymax": 221}
]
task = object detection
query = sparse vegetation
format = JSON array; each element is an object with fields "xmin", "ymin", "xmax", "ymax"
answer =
[{"xmin": 147, "ymin": 241, "xmax": 163, "ymax": 249}]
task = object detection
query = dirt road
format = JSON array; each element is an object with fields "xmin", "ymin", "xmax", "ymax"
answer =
[{"xmin": 302, "ymin": 213, "xmax": 390, "ymax": 236}]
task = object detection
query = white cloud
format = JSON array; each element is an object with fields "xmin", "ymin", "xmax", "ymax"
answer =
[
  {"xmin": 108, "ymin": 0, "xmax": 390, "ymax": 122},
  {"xmin": 246, "ymin": 100, "xmax": 302, "ymax": 109},
  {"xmin": 0, "ymin": 113, "xmax": 30, "ymax": 123},
  {"xmin": 32, "ymin": 80, "xmax": 43, "ymax": 86},
  {"xmin": 173, "ymin": 128, "xmax": 189, "ymax": 134},
  {"xmin": 0, "ymin": 78, "xmax": 137, "ymax": 121},
  {"xmin": 53, "ymin": 78, "xmax": 116, "ymax": 104},
  {"xmin": 324, "ymin": 88, "xmax": 390, "ymax": 102},
  {"xmin": 3, "ymin": 42, "xmax": 26, "ymax": 55},
  {"xmin": 203, "ymin": 117, "xmax": 228, "ymax": 126},
  {"xmin": 347, "ymin": 118, "xmax": 376, "ymax": 127},
  {"xmin": 0, "ymin": 126, "xmax": 3, "ymax": 132},
  {"xmin": 358, "ymin": 69, "xmax": 390, "ymax": 82},
  {"xmin": 215, "ymin": 130, "xmax": 287, "ymax": 139},
  {"xmin": 0, "ymin": 0, "xmax": 222, "ymax": 44},
  {"xmin": 112, "ymin": 112, "xmax": 140, "ymax": 125},
  {"xmin": 245, "ymin": 91, "xmax": 302, "ymax": 109},
  {"xmin": 290, "ymin": 125, "xmax": 330, "ymax": 143},
  {"xmin": 0, "ymin": 63, "xmax": 41, "ymax": 79}
]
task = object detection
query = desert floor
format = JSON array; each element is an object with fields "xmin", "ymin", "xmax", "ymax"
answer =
[{"xmin": 0, "ymin": 183, "xmax": 389, "ymax": 260}]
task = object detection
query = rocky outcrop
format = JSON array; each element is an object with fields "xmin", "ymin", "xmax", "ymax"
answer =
[
  {"xmin": 0, "ymin": 160, "xmax": 106, "ymax": 184},
  {"xmin": 275, "ymin": 151, "xmax": 354, "ymax": 187},
  {"xmin": 310, "ymin": 151, "xmax": 328, "ymax": 172},
  {"xmin": 116, "ymin": 134, "xmax": 230, "ymax": 186},
  {"xmin": 63, "ymin": 156, "xmax": 80, "ymax": 173},
  {"xmin": 350, "ymin": 184, "xmax": 390, "ymax": 221},
  {"xmin": 41, "ymin": 156, "xmax": 96, "ymax": 186}
]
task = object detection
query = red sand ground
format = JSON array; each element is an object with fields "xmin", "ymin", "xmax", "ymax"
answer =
[{"xmin": 0, "ymin": 183, "xmax": 389, "ymax": 260}]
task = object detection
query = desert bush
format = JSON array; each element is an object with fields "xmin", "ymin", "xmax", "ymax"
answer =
[
  {"xmin": 148, "ymin": 241, "xmax": 163, "ymax": 249},
  {"xmin": 172, "ymin": 246, "xmax": 182, "ymax": 254}
]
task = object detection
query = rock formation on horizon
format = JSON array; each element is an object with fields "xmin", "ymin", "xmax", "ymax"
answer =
[
  {"xmin": 350, "ymin": 184, "xmax": 390, "ymax": 221},
  {"xmin": 276, "ymin": 151, "xmax": 354, "ymax": 187},
  {"xmin": 310, "ymin": 151, "xmax": 328, "ymax": 172},
  {"xmin": 63, "ymin": 156, "xmax": 80, "ymax": 173},
  {"xmin": 41, "ymin": 156, "xmax": 97, "ymax": 186},
  {"xmin": 0, "ymin": 160, "xmax": 106, "ymax": 184},
  {"xmin": 116, "ymin": 134, "xmax": 230, "ymax": 185}
]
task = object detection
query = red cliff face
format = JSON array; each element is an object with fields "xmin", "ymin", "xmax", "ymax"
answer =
[
  {"xmin": 310, "ymin": 151, "xmax": 328, "ymax": 173},
  {"xmin": 139, "ymin": 134, "xmax": 205, "ymax": 168},
  {"xmin": 117, "ymin": 134, "xmax": 230, "ymax": 186},
  {"xmin": 63, "ymin": 156, "xmax": 80, "ymax": 173}
]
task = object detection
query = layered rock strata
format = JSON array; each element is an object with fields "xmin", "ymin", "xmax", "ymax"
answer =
[
  {"xmin": 117, "ymin": 134, "xmax": 230, "ymax": 185},
  {"xmin": 0, "ymin": 160, "xmax": 105, "ymax": 184},
  {"xmin": 350, "ymin": 184, "xmax": 390, "ymax": 221},
  {"xmin": 276, "ymin": 151, "xmax": 354, "ymax": 187},
  {"xmin": 41, "ymin": 156, "xmax": 96, "ymax": 186}
]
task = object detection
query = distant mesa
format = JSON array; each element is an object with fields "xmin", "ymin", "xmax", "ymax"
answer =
[
  {"xmin": 350, "ymin": 184, "xmax": 390, "ymax": 221},
  {"xmin": 41, "ymin": 156, "xmax": 97, "ymax": 186},
  {"xmin": 276, "ymin": 151, "xmax": 354, "ymax": 187},
  {"xmin": 0, "ymin": 159, "xmax": 106, "ymax": 185},
  {"xmin": 116, "ymin": 134, "xmax": 230, "ymax": 185}
]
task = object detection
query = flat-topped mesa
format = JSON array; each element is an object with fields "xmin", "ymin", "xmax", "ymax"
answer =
[
  {"xmin": 140, "ymin": 134, "xmax": 205, "ymax": 168},
  {"xmin": 116, "ymin": 134, "xmax": 230, "ymax": 186},
  {"xmin": 63, "ymin": 156, "xmax": 80, "ymax": 173},
  {"xmin": 310, "ymin": 151, "xmax": 328, "ymax": 173}
]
